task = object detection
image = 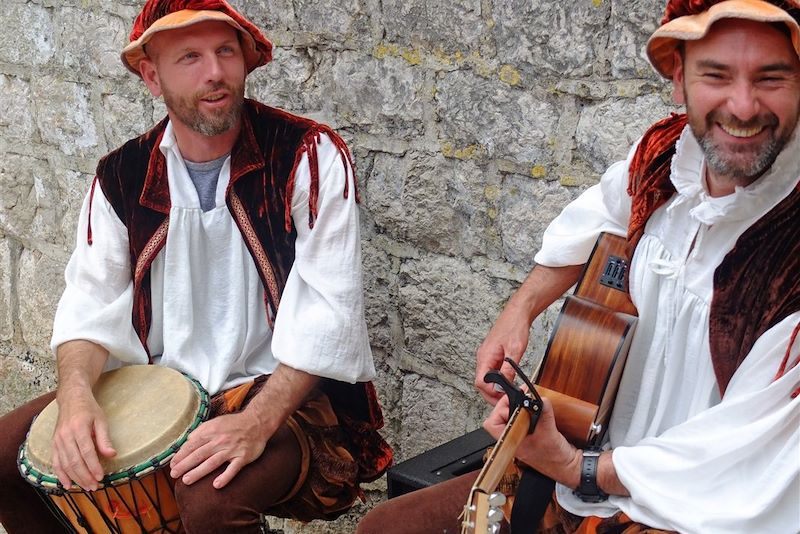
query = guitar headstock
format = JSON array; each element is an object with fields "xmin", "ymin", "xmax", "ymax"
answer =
[{"xmin": 461, "ymin": 489, "xmax": 507, "ymax": 534}]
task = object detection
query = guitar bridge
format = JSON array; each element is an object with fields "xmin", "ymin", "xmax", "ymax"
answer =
[{"xmin": 599, "ymin": 255, "xmax": 628, "ymax": 291}]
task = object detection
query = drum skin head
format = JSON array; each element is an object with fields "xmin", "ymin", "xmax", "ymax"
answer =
[{"xmin": 25, "ymin": 365, "xmax": 201, "ymax": 478}]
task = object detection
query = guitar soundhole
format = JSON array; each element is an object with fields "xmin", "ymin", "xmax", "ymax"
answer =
[{"xmin": 599, "ymin": 255, "xmax": 628, "ymax": 291}]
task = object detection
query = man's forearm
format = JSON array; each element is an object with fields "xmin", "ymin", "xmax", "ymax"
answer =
[
  {"xmin": 242, "ymin": 363, "xmax": 320, "ymax": 441},
  {"xmin": 598, "ymin": 451, "xmax": 629, "ymax": 496},
  {"xmin": 56, "ymin": 340, "xmax": 109, "ymax": 402},
  {"xmin": 507, "ymin": 264, "xmax": 584, "ymax": 324}
]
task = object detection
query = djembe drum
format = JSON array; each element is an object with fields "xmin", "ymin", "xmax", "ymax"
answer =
[{"xmin": 18, "ymin": 365, "xmax": 209, "ymax": 533}]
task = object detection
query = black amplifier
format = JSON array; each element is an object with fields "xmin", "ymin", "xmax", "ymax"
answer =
[{"xmin": 386, "ymin": 428, "xmax": 494, "ymax": 498}]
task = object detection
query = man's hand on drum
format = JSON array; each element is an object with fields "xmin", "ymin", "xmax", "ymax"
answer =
[
  {"xmin": 51, "ymin": 391, "xmax": 116, "ymax": 491},
  {"xmin": 475, "ymin": 305, "xmax": 532, "ymax": 405},
  {"xmin": 170, "ymin": 411, "xmax": 268, "ymax": 490}
]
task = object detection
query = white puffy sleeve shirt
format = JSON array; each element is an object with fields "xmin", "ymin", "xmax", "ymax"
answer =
[
  {"xmin": 51, "ymin": 123, "xmax": 374, "ymax": 395},
  {"xmin": 535, "ymin": 127, "xmax": 800, "ymax": 533}
]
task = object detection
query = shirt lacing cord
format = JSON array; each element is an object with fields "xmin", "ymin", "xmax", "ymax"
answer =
[{"xmin": 648, "ymin": 258, "xmax": 683, "ymax": 279}]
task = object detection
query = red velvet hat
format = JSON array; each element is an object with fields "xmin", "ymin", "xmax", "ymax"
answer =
[{"xmin": 121, "ymin": 0, "xmax": 273, "ymax": 76}]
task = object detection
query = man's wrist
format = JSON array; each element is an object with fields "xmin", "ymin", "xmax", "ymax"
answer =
[
  {"xmin": 241, "ymin": 401, "xmax": 279, "ymax": 441},
  {"xmin": 573, "ymin": 447, "xmax": 609, "ymax": 502}
]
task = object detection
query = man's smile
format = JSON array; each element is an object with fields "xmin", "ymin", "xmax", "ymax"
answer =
[{"xmin": 717, "ymin": 123, "xmax": 767, "ymax": 138}]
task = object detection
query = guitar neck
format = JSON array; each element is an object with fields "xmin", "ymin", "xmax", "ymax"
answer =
[
  {"xmin": 463, "ymin": 405, "xmax": 532, "ymax": 534},
  {"xmin": 472, "ymin": 407, "xmax": 531, "ymax": 493}
]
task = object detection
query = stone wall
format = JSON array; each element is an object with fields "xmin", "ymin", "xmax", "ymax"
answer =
[{"xmin": 0, "ymin": 0, "xmax": 680, "ymax": 531}]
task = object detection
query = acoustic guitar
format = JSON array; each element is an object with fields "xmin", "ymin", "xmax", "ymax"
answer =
[{"xmin": 461, "ymin": 232, "xmax": 638, "ymax": 534}]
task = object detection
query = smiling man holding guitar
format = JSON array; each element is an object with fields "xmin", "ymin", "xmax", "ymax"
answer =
[{"xmin": 358, "ymin": 1, "xmax": 800, "ymax": 533}]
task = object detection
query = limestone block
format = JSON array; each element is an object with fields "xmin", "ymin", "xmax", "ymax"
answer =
[
  {"xmin": 499, "ymin": 174, "xmax": 578, "ymax": 268},
  {"xmin": 0, "ymin": 3, "xmax": 54, "ymax": 66},
  {"xmin": 236, "ymin": 0, "xmax": 296, "ymax": 32},
  {"xmin": 151, "ymin": 98, "xmax": 168, "ymax": 126},
  {"xmin": 575, "ymin": 93, "xmax": 680, "ymax": 173},
  {"xmin": 17, "ymin": 248, "xmax": 65, "ymax": 353},
  {"xmin": 361, "ymin": 241, "xmax": 398, "ymax": 353},
  {"xmin": 0, "ymin": 74, "xmax": 37, "ymax": 142},
  {"xmin": 381, "ymin": 0, "xmax": 486, "ymax": 53},
  {"xmin": 365, "ymin": 153, "xmax": 499, "ymax": 258},
  {"xmin": 435, "ymin": 70, "xmax": 560, "ymax": 164},
  {"xmin": 247, "ymin": 47, "xmax": 320, "ymax": 114},
  {"xmin": 608, "ymin": 0, "xmax": 665, "ymax": 78},
  {"xmin": 58, "ymin": 7, "xmax": 128, "ymax": 78},
  {"xmin": 31, "ymin": 76, "xmax": 98, "ymax": 158},
  {"xmin": 327, "ymin": 53, "xmax": 427, "ymax": 132},
  {"xmin": 0, "ymin": 154, "xmax": 51, "ymax": 242},
  {"xmin": 398, "ymin": 254, "xmax": 516, "ymax": 385},
  {"xmin": 0, "ymin": 241, "xmax": 16, "ymax": 343},
  {"xmin": 58, "ymin": 170, "xmax": 92, "ymax": 247},
  {"xmin": 369, "ymin": 358, "xmax": 402, "ymax": 446},
  {"xmin": 102, "ymin": 92, "xmax": 157, "ymax": 150},
  {"xmin": 290, "ymin": 0, "xmax": 362, "ymax": 37},
  {"xmin": 492, "ymin": 0, "xmax": 611, "ymax": 78},
  {"xmin": 0, "ymin": 348, "xmax": 56, "ymax": 416},
  {"xmin": 0, "ymin": 153, "xmax": 87, "ymax": 248},
  {"xmin": 398, "ymin": 374, "xmax": 483, "ymax": 459}
]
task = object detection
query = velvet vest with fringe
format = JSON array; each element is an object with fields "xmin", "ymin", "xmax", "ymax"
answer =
[
  {"xmin": 92, "ymin": 99, "xmax": 392, "ymax": 482},
  {"xmin": 627, "ymin": 113, "xmax": 800, "ymax": 395}
]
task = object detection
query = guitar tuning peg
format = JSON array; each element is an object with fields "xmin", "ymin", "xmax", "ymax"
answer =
[
  {"xmin": 486, "ymin": 507, "xmax": 504, "ymax": 525},
  {"xmin": 489, "ymin": 524, "xmax": 503, "ymax": 534},
  {"xmin": 487, "ymin": 492, "xmax": 507, "ymax": 507}
]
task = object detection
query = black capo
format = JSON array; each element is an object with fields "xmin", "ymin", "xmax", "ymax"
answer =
[{"xmin": 483, "ymin": 357, "xmax": 544, "ymax": 434}]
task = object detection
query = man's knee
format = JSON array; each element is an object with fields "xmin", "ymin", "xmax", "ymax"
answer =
[
  {"xmin": 174, "ymin": 475, "xmax": 261, "ymax": 533},
  {"xmin": 355, "ymin": 500, "xmax": 392, "ymax": 534}
]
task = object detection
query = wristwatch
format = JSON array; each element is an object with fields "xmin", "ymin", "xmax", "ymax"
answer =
[{"xmin": 573, "ymin": 447, "xmax": 608, "ymax": 502}]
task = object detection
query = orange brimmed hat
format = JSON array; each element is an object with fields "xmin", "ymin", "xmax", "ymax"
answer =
[
  {"xmin": 647, "ymin": 0, "xmax": 800, "ymax": 79},
  {"xmin": 121, "ymin": 0, "xmax": 273, "ymax": 76}
]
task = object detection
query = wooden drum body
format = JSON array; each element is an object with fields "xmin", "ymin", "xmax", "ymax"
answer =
[{"xmin": 18, "ymin": 365, "xmax": 210, "ymax": 534}]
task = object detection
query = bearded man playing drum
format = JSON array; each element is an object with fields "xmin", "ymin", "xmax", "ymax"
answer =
[
  {"xmin": 0, "ymin": 1, "xmax": 392, "ymax": 532},
  {"xmin": 358, "ymin": 0, "xmax": 800, "ymax": 533}
]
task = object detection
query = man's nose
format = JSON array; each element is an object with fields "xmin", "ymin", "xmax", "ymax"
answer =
[
  {"xmin": 205, "ymin": 55, "xmax": 224, "ymax": 83},
  {"xmin": 726, "ymin": 81, "xmax": 761, "ymax": 123}
]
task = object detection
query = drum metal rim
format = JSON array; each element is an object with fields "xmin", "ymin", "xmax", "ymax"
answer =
[{"xmin": 18, "ymin": 372, "xmax": 210, "ymax": 494}]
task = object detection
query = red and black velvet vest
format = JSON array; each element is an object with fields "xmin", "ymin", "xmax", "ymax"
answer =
[
  {"xmin": 627, "ymin": 113, "xmax": 800, "ymax": 395},
  {"xmin": 93, "ymin": 99, "xmax": 392, "ymax": 481}
]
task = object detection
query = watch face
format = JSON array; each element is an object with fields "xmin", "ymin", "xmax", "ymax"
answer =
[{"xmin": 576, "ymin": 491, "xmax": 608, "ymax": 503}]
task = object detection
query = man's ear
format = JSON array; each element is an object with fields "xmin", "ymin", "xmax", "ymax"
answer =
[
  {"xmin": 139, "ymin": 58, "xmax": 163, "ymax": 98},
  {"xmin": 671, "ymin": 50, "xmax": 686, "ymax": 105}
]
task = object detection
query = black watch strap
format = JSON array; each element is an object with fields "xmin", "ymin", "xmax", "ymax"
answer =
[{"xmin": 574, "ymin": 447, "xmax": 608, "ymax": 503}]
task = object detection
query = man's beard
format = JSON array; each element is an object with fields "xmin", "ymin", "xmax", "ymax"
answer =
[
  {"xmin": 162, "ymin": 81, "xmax": 244, "ymax": 137},
  {"xmin": 690, "ymin": 107, "xmax": 787, "ymax": 185}
]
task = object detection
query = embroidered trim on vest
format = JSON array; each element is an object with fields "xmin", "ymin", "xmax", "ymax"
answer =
[
  {"xmin": 134, "ymin": 219, "xmax": 169, "ymax": 286},
  {"xmin": 132, "ymin": 218, "xmax": 169, "ymax": 358},
  {"xmin": 230, "ymin": 190, "xmax": 281, "ymax": 324}
]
